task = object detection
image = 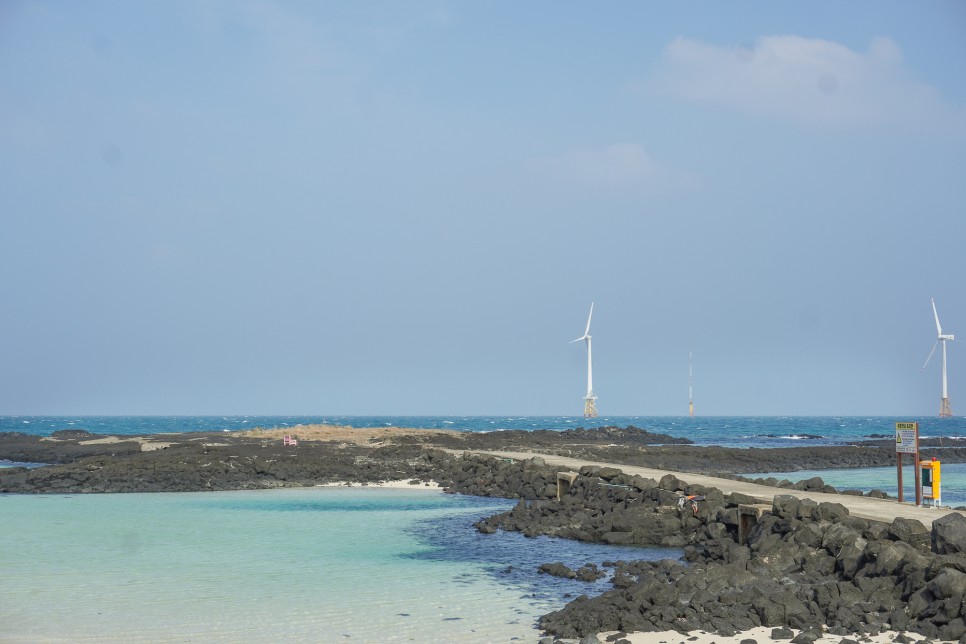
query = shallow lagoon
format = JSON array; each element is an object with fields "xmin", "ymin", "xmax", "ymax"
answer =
[
  {"xmin": 748, "ymin": 462, "xmax": 966, "ymax": 506},
  {"xmin": 1, "ymin": 487, "xmax": 675, "ymax": 643}
]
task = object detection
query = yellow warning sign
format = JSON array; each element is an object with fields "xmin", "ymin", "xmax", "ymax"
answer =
[{"xmin": 895, "ymin": 422, "xmax": 918, "ymax": 454}]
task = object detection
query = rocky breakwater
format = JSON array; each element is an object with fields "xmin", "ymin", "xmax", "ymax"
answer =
[{"xmin": 472, "ymin": 462, "xmax": 966, "ymax": 642}]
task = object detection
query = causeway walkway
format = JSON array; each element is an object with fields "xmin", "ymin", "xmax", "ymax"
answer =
[{"xmin": 459, "ymin": 449, "xmax": 965, "ymax": 529}]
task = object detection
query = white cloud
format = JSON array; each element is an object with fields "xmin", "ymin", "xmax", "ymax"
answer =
[
  {"xmin": 531, "ymin": 143, "xmax": 674, "ymax": 192},
  {"xmin": 655, "ymin": 35, "xmax": 963, "ymax": 127}
]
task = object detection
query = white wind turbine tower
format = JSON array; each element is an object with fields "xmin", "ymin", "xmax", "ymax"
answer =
[
  {"xmin": 922, "ymin": 298, "xmax": 956, "ymax": 418},
  {"xmin": 571, "ymin": 303, "xmax": 598, "ymax": 418}
]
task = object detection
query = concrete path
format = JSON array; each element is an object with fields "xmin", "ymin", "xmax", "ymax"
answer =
[{"xmin": 460, "ymin": 449, "xmax": 965, "ymax": 529}]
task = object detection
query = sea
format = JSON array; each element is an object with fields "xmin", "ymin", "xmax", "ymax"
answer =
[
  {"xmin": 4, "ymin": 414, "xmax": 966, "ymax": 448},
  {"xmin": 3, "ymin": 415, "xmax": 966, "ymax": 642}
]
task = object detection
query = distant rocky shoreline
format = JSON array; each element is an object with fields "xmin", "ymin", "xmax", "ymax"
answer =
[
  {"xmin": 3, "ymin": 425, "xmax": 966, "ymax": 642},
  {"xmin": 3, "ymin": 424, "xmax": 966, "ymax": 495}
]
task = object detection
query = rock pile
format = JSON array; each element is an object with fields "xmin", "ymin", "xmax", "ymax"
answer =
[
  {"xmin": 0, "ymin": 443, "xmax": 441, "ymax": 493},
  {"xmin": 729, "ymin": 473, "xmax": 893, "ymax": 500},
  {"xmin": 467, "ymin": 459, "xmax": 966, "ymax": 642}
]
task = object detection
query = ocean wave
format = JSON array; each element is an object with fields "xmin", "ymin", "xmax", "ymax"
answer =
[{"xmin": 0, "ymin": 459, "xmax": 46, "ymax": 469}]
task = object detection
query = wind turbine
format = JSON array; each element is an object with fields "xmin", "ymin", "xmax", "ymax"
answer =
[
  {"xmin": 571, "ymin": 303, "xmax": 598, "ymax": 418},
  {"xmin": 922, "ymin": 298, "xmax": 955, "ymax": 418}
]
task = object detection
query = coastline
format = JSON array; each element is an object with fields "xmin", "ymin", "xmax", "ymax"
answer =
[{"xmin": 4, "ymin": 424, "xmax": 966, "ymax": 642}]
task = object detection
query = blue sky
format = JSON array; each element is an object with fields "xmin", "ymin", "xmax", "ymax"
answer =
[{"xmin": 1, "ymin": 1, "xmax": 964, "ymax": 416}]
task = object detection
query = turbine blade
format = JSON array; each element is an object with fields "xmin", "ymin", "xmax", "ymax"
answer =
[
  {"xmin": 922, "ymin": 340, "xmax": 940, "ymax": 371},
  {"xmin": 932, "ymin": 298, "xmax": 943, "ymax": 337},
  {"xmin": 584, "ymin": 302, "xmax": 594, "ymax": 337}
]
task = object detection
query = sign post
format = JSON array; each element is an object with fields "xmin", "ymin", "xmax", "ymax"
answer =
[{"xmin": 895, "ymin": 422, "xmax": 921, "ymax": 505}]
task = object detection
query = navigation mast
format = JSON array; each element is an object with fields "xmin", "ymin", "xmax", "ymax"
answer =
[{"xmin": 689, "ymin": 351, "xmax": 694, "ymax": 417}]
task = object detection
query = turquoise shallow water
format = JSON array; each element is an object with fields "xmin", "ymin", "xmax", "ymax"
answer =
[
  {"xmin": 0, "ymin": 487, "xmax": 674, "ymax": 643},
  {"xmin": 748, "ymin": 462, "xmax": 966, "ymax": 507}
]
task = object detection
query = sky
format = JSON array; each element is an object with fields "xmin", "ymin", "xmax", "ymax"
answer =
[{"xmin": 1, "ymin": 1, "xmax": 965, "ymax": 417}]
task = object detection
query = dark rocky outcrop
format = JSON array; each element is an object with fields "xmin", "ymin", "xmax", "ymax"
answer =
[
  {"xmin": 933, "ymin": 512, "xmax": 966, "ymax": 555},
  {"xmin": 0, "ymin": 438, "xmax": 457, "ymax": 493},
  {"xmin": 539, "ymin": 562, "xmax": 578, "ymax": 579},
  {"xmin": 6, "ymin": 427, "xmax": 966, "ymax": 486},
  {"xmin": 465, "ymin": 464, "xmax": 966, "ymax": 642},
  {"xmin": 0, "ymin": 431, "xmax": 144, "ymax": 465}
]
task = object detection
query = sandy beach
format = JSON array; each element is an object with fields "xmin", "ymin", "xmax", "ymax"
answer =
[{"xmin": 316, "ymin": 478, "xmax": 442, "ymax": 489}]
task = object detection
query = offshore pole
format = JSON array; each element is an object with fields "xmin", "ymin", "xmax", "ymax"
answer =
[{"xmin": 689, "ymin": 351, "xmax": 694, "ymax": 417}]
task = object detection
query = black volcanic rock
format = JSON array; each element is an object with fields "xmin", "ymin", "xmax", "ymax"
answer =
[
  {"xmin": 51, "ymin": 429, "xmax": 95, "ymax": 438},
  {"xmin": 0, "ymin": 432, "xmax": 143, "ymax": 465},
  {"xmin": 932, "ymin": 512, "xmax": 966, "ymax": 555},
  {"xmin": 575, "ymin": 563, "xmax": 607, "ymax": 582},
  {"xmin": 539, "ymin": 563, "xmax": 578, "ymax": 579},
  {"xmin": 547, "ymin": 425, "xmax": 693, "ymax": 445},
  {"xmin": 505, "ymin": 463, "xmax": 966, "ymax": 643}
]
